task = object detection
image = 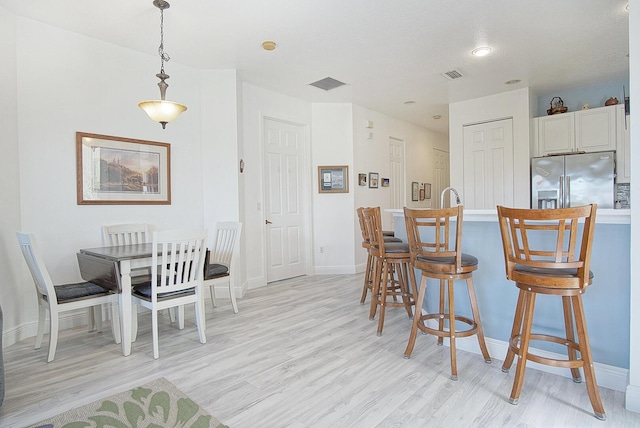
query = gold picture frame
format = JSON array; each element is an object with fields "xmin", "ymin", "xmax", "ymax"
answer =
[
  {"xmin": 76, "ymin": 132, "xmax": 171, "ymax": 205},
  {"xmin": 318, "ymin": 165, "xmax": 349, "ymax": 193}
]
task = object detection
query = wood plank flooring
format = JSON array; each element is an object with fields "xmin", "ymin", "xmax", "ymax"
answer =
[{"xmin": 1, "ymin": 273, "xmax": 639, "ymax": 427}]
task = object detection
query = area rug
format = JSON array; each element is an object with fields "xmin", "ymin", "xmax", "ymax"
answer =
[{"xmin": 30, "ymin": 377, "xmax": 227, "ymax": 428}]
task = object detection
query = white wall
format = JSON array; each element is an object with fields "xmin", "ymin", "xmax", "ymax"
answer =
[
  {"xmin": 311, "ymin": 104, "xmax": 356, "ymax": 274},
  {"xmin": 448, "ymin": 87, "xmax": 533, "ymax": 208},
  {"xmin": 241, "ymin": 83, "xmax": 312, "ymax": 287},
  {"xmin": 0, "ymin": 5, "xmax": 22, "ymax": 335}
]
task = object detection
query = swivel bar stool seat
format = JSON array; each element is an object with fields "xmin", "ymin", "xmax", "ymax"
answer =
[
  {"xmin": 362, "ymin": 207, "xmax": 415, "ymax": 335},
  {"xmin": 403, "ymin": 206, "xmax": 491, "ymax": 381},
  {"xmin": 496, "ymin": 204, "xmax": 605, "ymax": 420}
]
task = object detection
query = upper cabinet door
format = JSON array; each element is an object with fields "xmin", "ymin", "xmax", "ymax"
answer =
[
  {"xmin": 538, "ymin": 113, "xmax": 574, "ymax": 155},
  {"xmin": 575, "ymin": 106, "xmax": 616, "ymax": 152}
]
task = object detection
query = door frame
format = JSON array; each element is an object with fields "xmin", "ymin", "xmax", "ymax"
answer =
[{"xmin": 260, "ymin": 113, "xmax": 313, "ymax": 283}]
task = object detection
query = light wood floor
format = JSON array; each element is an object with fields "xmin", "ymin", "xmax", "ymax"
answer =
[{"xmin": 1, "ymin": 274, "xmax": 639, "ymax": 427}]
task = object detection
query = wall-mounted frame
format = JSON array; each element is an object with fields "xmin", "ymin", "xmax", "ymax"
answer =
[
  {"xmin": 382, "ymin": 178, "xmax": 390, "ymax": 187},
  {"xmin": 419, "ymin": 188, "xmax": 425, "ymax": 201},
  {"xmin": 318, "ymin": 165, "xmax": 349, "ymax": 193},
  {"xmin": 76, "ymin": 132, "xmax": 171, "ymax": 205},
  {"xmin": 358, "ymin": 173, "xmax": 367, "ymax": 186},
  {"xmin": 411, "ymin": 182, "xmax": 419, "ymax": 201},
  {"xmin": 369, "ymin": 172, "xmax": 379, "ymax": 188},
  {"xmin": 424, "ymin": 182, "xmax": 432, "ymax": 199}
]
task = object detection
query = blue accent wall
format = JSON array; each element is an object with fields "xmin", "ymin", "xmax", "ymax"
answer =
[
  {"xmin": 537, "ymin": 78, "xmax": 630, "ymax": 117},
  {"xmin": 394, "ymin": 216, "xmax": 630, "ymax": 369}
]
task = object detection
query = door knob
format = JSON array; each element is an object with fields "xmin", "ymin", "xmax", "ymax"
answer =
[{"xmin": 265, "ymin": 219, "xmax": 272, "ymax": 225}]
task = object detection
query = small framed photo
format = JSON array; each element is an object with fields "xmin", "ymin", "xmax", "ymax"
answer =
[
  {"xmin": 368, "ymin": 172, "xmax": 379, "ymax": 188},
  {"xmin": 76, "ymin": 132, "xmax": 171, "ymax": 205},
  {"xmin": 424, "ymin": 183, "xmax": 432, "ymax": 199},
  {"xmin": 318, "ymin": 165, "xmax": 349, "ymax": 193},
  {"xmin": 381, "ymin": 178, "xmax": 390, "ymax": 187},
  {"xmin": 358, "ymin": 173, "xmax": 367, "ymax": 186},
  {"xmin": 411, "ymin": 182, "xmax": 419, "ymax": 201},
  {"xmin": 419, "ymin": 188, "xmax": 425, "ymax": 201}
]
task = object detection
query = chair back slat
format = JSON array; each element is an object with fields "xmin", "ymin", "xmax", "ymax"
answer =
[
  {"xmin": 16, "ymin": 232, "xmax": 56, "ymax": 301},
  {"xmin": 497, "ymin": 204, "xmax": 597, "ymax": 289},
  {"xmin": 361, "ymin": 207, "xmax": 387, "ymax": 256},
  {"xmin": 404, "ymin": 206, "xmax": 464, "ymax": 273},
  {"xmin": 208, "ymin": 222, "xmax": 242, "ymax": 268}
]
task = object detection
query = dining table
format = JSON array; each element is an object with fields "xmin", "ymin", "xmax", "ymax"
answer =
[{"xmin": 78, "ymin": 243, "xmax": 156, "ymax": 356}]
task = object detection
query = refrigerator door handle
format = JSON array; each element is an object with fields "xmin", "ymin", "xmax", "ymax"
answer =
[{"xmin": 565, "ymin": 175, "xmax": 571, "ymax": 208}]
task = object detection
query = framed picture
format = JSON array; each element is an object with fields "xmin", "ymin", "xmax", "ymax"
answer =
[
  {"xmin": 411, "ymin": 182, "xmax": 419, "ymax": 201},
  {"xmin": 382, "ymin": 178, "xmax": 390, "ymax": 187},
  {"xmin": 424, "ymin": 183, "xmax": 432, "ymax": 199},
  {"xmin": 318, "ymin": 165, "xmax": 349, "ymax": 193},
  {"xmin": 358, "ymin": 173, "xmax": 367, "ymax": 186},
  {"xmin": 76, "ymin": 132, "xmax": 171, "ymax": 205},
  {"xmin": 419, "ymin": 188, "xmax": 425, "ymax": 201},
  {"xmin": 369, "ymin": 172, "xmax": 379, "ymax": 188}
]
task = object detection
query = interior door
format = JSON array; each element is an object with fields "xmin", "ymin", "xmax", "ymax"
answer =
[
  {"xmin": 462, "ymin": 119, "xmax": 514, "ymax": 209},
  {"xmin": 263, "ymin": 118, "xmax": 307, "ymax": 282},
  {"xmin": 388, "ymin": 138, "xmax": 404, "ymax": 227},
  {"xmin": 433, "ymin": 149, "xmax": 450, "ymax": 208}
]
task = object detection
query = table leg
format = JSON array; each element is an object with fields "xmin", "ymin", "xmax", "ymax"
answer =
[{"xmin": 119, "ymin": 260, "xmax": 132, "ymax": 356}]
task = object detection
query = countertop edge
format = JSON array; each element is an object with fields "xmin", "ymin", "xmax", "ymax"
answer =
[{"xmin": 385, "ymin": 208, "xmax": 630, "ymax": 224}]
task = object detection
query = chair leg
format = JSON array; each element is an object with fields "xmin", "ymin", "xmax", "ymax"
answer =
[
  {"xmin": 466, "ymin": 277, "xmax": 491, "ymax": 363},
  {"xmin": 447, "ymin": 279, "xmax": 458, "ymax": 381},
  {"xmin": 502, "ymin": 289, "xmax": 526, "ymax": 373},
  {"xmin": 111, "ymin": 303, "xmax": 121, "ymax": 344},
  {"xmin": 209, "ymin": 283, "xmax": 217, "ymax": 309},
  {"xmin": 360, "ymin": 253, "xmax": 373, "ymax": 304},
  {"xmin": 437, "ymin": 279, "xmax": 445, "ymax": 346},
  {"xmin": 404, "ymin": 275, "xmax": 427, "ymax": 358},
  {"xmin": 509, "ymin": 290, "xmax": 536, "ymax": 405},
  {"xmin": 35, "ymin": 305, "xmax": 46, "ymax": 350},
  {"xmin": 399, "ymin": 262, "xmax": 414, "ymax": 318},
  {"xmin": 572, "ymin": 295, "xmax": 606, "ymax": 420},
  {"xmin": 195, "ymin": 297, "xmax": 207, "ymax": 345},
  {"xmin": 562, "ymin": 295, "xmax": 582, "ymax": 382},
  {"xmin": 377, "ymin": 261, "xmax": 390, "ymax": 336},
  {"xmin": 229, "ymin": 277, "xmax": 239, "ymax": 314},
  {"xmin": 87, "ymin": 307, "xmax": 95, "ymax": 332},
  {"xmin": 93, "ymin": 305, "xmax": 103, "ymax": 333},
  {"xmin": 177, "ymin": 306, "xmax": 185, "ymax": 330},
  {"xmin": 131, "ymin": 304, "xmax": 139, "ymax": 343},
  {"xmin": 152, "ymin": 308, "xmax": 160, "ymax": 359},
  {"xmin": 369, "ymin": 256, "xmax": 382, "ymax": 320},
  {"xmin": 47, "ymin": 309, "xmax": 59, "ymax": 363}
]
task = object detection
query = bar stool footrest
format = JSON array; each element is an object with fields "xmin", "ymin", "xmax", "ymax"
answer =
[
  {"xmin": 417, "ymin": 313, "xmax": 478, "ymax": 339},
  {"xmin": 509, "ymin": 333, "xmax": 584, "ymax": 369}
]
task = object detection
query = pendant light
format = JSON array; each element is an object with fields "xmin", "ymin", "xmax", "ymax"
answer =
[{"xmin": 138, "ymin": 0, "xmax": 187, "ymax": 129}]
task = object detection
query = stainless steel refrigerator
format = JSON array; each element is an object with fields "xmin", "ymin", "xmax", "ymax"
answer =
[{"xmin": 531, "ymin": 151, "xmax": 615, "ymax": 209}]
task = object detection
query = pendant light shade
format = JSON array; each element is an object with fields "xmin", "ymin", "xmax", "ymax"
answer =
[{"xmin": 139, "ymin": 0, "xmax": 187, "ymax": 128}]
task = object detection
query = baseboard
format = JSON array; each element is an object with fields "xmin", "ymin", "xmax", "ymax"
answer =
[
  {"xmin": 432, "ymin": 328, "xmax": 629, "ymax": 392},
  {"xmin": 2, "ymin": 310, "xmax": 98, "ymax": 348},
  {"xmin": 314, "ymin": 265, "xmax": 357, "ymax": 275},
  {"xmin": 626, "ymin": 384, "xmax": 640, "ymax": 412}
]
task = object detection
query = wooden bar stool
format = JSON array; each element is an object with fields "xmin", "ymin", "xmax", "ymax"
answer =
[
  {"xmin": 496, "ymin": 204, "xmax": 605, "ymax": 420},
  {"xmin": 403, "ymin": 206, "xmax": 491, "ymax": 381},
  {"xmin": 357, "ymin": 207, "xmax": 401, "ymax": 305},
  {"xmin": 362, "ymin": 207, "xmax": 416, "ymax": 335}
]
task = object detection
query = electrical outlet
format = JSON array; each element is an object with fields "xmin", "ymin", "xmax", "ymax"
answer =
[{"xmin": 319, "ymin": 246, "xmax": 324, "ymax": 253}]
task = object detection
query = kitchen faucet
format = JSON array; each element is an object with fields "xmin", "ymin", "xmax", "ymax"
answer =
[{"xmin": 440, "ymin": 187, "xmax": 461, "ymax": 208}]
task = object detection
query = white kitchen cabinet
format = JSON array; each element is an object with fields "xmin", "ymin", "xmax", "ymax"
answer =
[
  {"xmin": 535, "ymin": 105, "xmax": 617, "ymax": 156},
  {"xmin": 616, "ymin": 104, "xmax": 631, "ymax": 184}
]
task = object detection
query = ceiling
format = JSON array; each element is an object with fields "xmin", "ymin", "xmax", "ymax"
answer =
[{"xmin": 0, "ymin": 0, "xmax": 630, "ymax": 134}]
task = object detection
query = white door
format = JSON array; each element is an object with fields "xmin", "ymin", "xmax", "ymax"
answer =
[
  {"xmin": 462, "ymin": 118, "xmax": 514, "ymax": 209},
  {"xmin": 263, "ymin": 118, "xmax": 307, "ymax": 282},
  {"xmin": 388, "ymin": 138, "xmax": 404, "ymax": 226},
  {"xmin": 433, "ymin": 149, "xmax": 450, "ymax": 208}
]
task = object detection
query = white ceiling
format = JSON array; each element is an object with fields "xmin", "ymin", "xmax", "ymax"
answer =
[{"xmin": 1, "ymin": 0, "xmax": 630, "ymax": 134}]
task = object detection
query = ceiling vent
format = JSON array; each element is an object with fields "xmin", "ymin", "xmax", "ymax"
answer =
[
  {"xmin": 309, "ymin": 77, "xmax": 346, "ymax": 91},
  {"xmin": 441, "ymin": 69, "xmax": 464, "ymax": 80}
]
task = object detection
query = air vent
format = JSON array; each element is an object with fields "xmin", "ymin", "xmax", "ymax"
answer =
[
  {"xmin": 441, "ymin": 69, "xmax": 464, "ymax": 80},
  {"xmin": 309, "ymin": 77, "xmax": 347, "ymax": 91}
]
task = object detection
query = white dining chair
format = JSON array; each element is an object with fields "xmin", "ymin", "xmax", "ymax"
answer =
[
  {"xmin": 131, "ymin": 229, "xmax": 208, "ymax": 359},
  {"xmin": 16, "ymin": 232, "xmax": 120, "ymax": 362},
  {"xmin": 203, "ymin": 222, "xmax": 242, "ymax": 313},
  {"xmin": 102, "ymin": 223, "xmax": 151, "ymax": 246}
]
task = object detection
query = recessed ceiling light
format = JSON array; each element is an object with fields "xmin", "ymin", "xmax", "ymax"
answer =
[
  {"xmin": 471, "ymin": 47, "xmax": 492, "ymax": 57},
  {"xmin": 262, "ymin": 41, "xmax": 276, "ymax": 51},
  {"xmin": 404, "ymin": 100, "xmax": 416, "ymax": 104},
  {"xmin": 505, "ymin": 79, "xmax": 521, "ymax": 85},
  {"xmin": 433, "ymin": 115, "xmax": 442, "ymax": 120}
]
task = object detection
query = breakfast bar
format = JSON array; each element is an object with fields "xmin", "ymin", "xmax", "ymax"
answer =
[{"xmin": 389, "ymin": 208, "xmax": 631, "ymax": 379}]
